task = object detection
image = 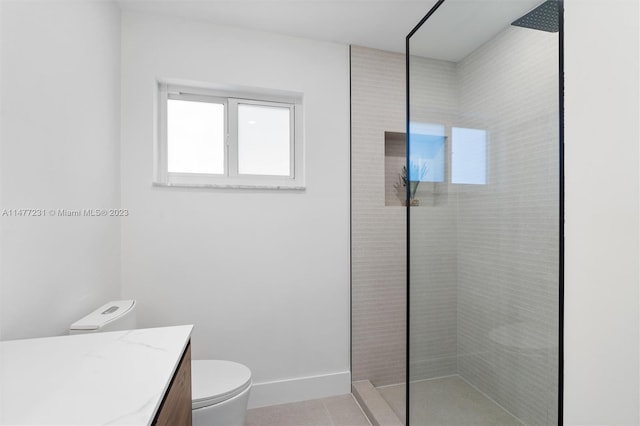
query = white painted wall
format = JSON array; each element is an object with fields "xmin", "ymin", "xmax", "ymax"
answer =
[
  {"xmin": 0, "ymin": 0, "xmax": 121, "ymax": 340},
  {"xmin": 564, "ymin": 0, "xmax": 640, "ymax": 424},
  {"xmin": 119, "ymin": 12, "xmax": 351, "ymax": 407}
]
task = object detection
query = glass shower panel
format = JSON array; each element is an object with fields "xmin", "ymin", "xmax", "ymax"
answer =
[{"xmin": 407, "ymin": 1, "xmax": 561, "ymax": 425}]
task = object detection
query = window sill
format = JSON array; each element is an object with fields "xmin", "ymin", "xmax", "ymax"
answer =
[{"xmin": 152, "ymin": 182, "xmax": 306, "ymax": 191}]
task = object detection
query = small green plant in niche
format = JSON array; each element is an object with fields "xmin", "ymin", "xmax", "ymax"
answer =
[{"xmin": 395, "ymin": 162, "xmax": 427, "ymax": 206}]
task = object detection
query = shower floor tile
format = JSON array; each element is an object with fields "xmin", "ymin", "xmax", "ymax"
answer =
[
  {"xmin": 378, "ymin": 376, "xmax": 523, "ymax": 426},
  {"xmin": 246, "ymin": 394, "xmax": 371, "ymax": 426}
]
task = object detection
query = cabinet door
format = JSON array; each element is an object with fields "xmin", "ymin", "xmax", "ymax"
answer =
[{"xmin": 154, "ymin": 342, "xmax": 192, "ymax": 426}]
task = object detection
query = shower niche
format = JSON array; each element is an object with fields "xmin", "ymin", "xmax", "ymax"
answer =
[
  {"xmin": 385, "ymin": 130, "xmax": 449, "ymax": 207},
  {"xmin": 406, "ymin": 1, "xmax": 562, "ymax": 425}
]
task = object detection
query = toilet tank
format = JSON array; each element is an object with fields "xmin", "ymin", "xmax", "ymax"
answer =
[{"xmin": 69, "ymin": 300, "xmax": 137, "ymax": 335}]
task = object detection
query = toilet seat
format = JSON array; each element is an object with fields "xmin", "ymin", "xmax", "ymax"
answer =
[{"xmin": 191, "ymin": 360, "xmax": 252, "ymax": 409}]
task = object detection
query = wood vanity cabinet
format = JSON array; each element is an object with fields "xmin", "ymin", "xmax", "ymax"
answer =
[{"xmin": 153, "ymin": 341, "xmax": 192, "ymax": 426}]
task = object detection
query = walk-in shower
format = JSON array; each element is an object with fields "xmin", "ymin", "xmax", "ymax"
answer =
[{"xmin": 406, "ymin": 1, "xmax": 563, "ymax": 425}]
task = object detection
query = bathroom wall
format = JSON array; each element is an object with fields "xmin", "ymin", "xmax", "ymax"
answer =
[
  {"xmin": 351, "ymin": 46, "xmax": 459, "ymax": 386},
  {"xmin": 407, "ymin": 55, "xmax": 460, "ymax": 382},
  {"xmin": 455, "ymin": 26, "xmax": 559, "ymax": 426},
  {"xmin": 0, "ymin": 0, "xmax": 122, "ymax": 340},
  {"xmin": 119, "ymin": 11, "xmax": 351, "ymax": 408},
  {"xmin": 564, "ymin": 0, "xmax": 639, "ymax": 424},
  {"xmin": 350, "ymin": 46, "xmax": 407, "ymax": 386}
]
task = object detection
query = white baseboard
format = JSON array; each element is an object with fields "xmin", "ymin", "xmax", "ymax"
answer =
[{"xmin": 247, "ymin": 370, "xmax": 351, "ymax": 409}]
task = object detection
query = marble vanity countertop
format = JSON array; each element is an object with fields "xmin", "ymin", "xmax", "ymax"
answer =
[{"xmin": 0, "ymin": 325, "xmax": 193, "ymax": 425}]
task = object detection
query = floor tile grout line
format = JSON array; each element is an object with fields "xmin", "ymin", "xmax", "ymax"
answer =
[{"xmin": 321, "ymin": 398, "xmax": 336, "ymax": 426}]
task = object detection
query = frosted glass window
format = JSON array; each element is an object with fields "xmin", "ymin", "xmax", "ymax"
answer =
[
  {"xmin": 238, "ymin": 104, "xmax": 291, "ymax": 176},
  {"xmin": 409, "ymin": 122, "xmax": 446, "ymax": 182},
  {"xmin": 167, "ymin": 99, "xmax": 224, "ymax": 174},
  {"xmin": 451, "ymin": 127, "xmax": 487, "ymax": 184}
]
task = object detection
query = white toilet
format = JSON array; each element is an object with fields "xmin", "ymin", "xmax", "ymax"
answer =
[{"xmin": 70, "ymin": 300, "xmax": 252, "ymax": 426}]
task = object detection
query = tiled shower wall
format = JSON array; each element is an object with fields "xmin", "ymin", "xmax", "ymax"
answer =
[
  {"xmin": 351, "ymin": 46, "xmax": 459, "ymax": 386},
  {"xmin": 407, "ymin": 55, "xmax": 460, "ymax": 381},
  {"xmin": 352, "ymin": 27, "xmax": 558, "ymax": 424},
  {"xmin": 454, "ymin": 27, "xmax": 559, "ymax": 426},
  {"xmin": 351, "ymin": 46, "xmax": 406, "ymax": 386}
]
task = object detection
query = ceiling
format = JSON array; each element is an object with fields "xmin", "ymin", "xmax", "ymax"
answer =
[
  {"xmin": 117, "ymin": 0, "xmax": 543, "ymax": 61},
  {"xmin": 409, "ymin": 0, "xmax": 542, "ymax": 61}
]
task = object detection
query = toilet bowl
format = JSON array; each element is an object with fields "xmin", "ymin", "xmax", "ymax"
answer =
[
  {"xmin": 70, "ymin": 300, "xmax": 252, "ymax": 426},
  {"xmin": 192, "ymin": 359, "xmax": 252, "ymax": 426}
]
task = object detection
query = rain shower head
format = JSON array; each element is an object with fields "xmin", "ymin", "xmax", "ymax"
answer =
[{"xmin": 511, "ymin": 0, "xmax": 559, "ymax": 33}]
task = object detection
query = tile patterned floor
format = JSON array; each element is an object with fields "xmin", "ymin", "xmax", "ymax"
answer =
[{"xmin": 246, "ymin": 394, "xmax": 372, "ymax": 426}]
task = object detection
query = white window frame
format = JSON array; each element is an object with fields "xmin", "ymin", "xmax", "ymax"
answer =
[{"xmin": 155, "ymin": 82, "xmax": 304, "ymax": 189}]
